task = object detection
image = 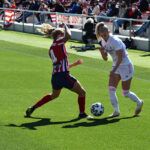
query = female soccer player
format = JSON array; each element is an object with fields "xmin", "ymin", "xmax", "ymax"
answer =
[
  {"xmin": 95, "ymin": 22, "xmax": 143, "ymax": 117},
  {"xmin": 25, "ymin": 23, "xmax": 89, "ymax": 119}
]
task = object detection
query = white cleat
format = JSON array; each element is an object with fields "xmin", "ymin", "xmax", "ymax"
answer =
[
  {"xmin": 86, "ymin": 115, "xmax": 94, "ymax": 120},
  {"xmin": 134, "ymin": 100, "xmax": 143, "ymax": 116},
  {"xmin": 108, "ymin": 111, "xmax": 120, "ymax": 118}
]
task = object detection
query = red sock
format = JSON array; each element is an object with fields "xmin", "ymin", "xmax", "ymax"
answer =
[
  {"xmin": 78, "ymin": 96, "xmax": 85, "ymax": 113},
  {"xmin": 33, "ymin": 94, "xmax": 52, "ymax": 108}
]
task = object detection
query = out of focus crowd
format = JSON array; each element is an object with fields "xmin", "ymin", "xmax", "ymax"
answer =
[
  {"xmin": 0, "ymin": 0, "xmax": 150, "ymax": 37},
  {"xmin": 0, "ymin": 0, "xmax": 149, "ymax": 24}
]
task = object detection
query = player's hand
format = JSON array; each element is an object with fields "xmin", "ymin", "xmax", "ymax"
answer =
[
  {"xmin": 68, "ymin": 59, "xmax": 83, "ymax": 69},
  {"xmin": 77, "ymin": 59, "xmax": 83, "ymax": 65}
]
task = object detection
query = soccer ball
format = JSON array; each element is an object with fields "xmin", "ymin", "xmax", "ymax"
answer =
[{"xmin": 90, "ymin": 102, "xmax": 104, "ymax": 116}]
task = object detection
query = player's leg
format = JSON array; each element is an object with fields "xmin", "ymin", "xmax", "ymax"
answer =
[
  {"xmin": 120, "ymin": 64, "xmax": 143, "ymax": 116},
  {"xmin": 32, "ymin": 89, "xmax": 61, "ymax": 109},
  {"xmin": 122, "ymin": 78, "xmax": 143, "ymax": 116},
  {"xmin": 60, "ymin": 73, "xmax": 88, "ymax": 118},
  {"xmin": 25, "ymin": 89, "xmax": 61, "ymax": 117},
  {"xmin": 70, "ymin": 80, "xmax": 87, "ymax": 118},
  {"xmin": 25, "ymin": 74, "xmax": 62, "ymax": 117},
  {"xmin": 108, "ymin": 73, "xmax": 121, "ymax": 117}
]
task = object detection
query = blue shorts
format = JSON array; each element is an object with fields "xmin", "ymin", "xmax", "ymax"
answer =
[{"xmin": 51, "ymin": 72, "xmax": 77, "ymax": 90}]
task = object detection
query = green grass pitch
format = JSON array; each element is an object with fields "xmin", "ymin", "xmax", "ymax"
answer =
[{"xmin": 0, "ymin": 30, "xmax": 150, "ymax": 150}]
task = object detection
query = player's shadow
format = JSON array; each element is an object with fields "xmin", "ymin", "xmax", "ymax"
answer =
[
  {"xmin": 5, "ymin": 117, "xmax": 81, "ymax": 130},
  {"xmin": 5, "ymin": 116, "xmax": 137, "ymax": 130},
  {"xmin": 62, "ymin": 116, "xmax": 136, "ymax": 128},
  {"xmin": 140, "ymin": 53, "xmax": 150, "ymax": 57}
]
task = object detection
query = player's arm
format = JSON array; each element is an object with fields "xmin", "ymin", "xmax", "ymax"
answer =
[
  {"xmin": 111, "ymin": 49, "xmax": 123, "ymax": 74},
  {"xmin": 99, "ymin": 47, "xmax": 108, "ymax": 61},
  {"xmin": 68, "ymin": 59, "xmax": 83, "ymax": 69},
  {"xmin": 63, "ymin": 24, "xmax": 71, "ymax": 43}
]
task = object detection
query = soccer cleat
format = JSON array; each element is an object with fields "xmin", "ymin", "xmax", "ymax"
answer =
[
  {"xmin": 78, "ymin": 113, "xmax": 88, "ymax": 118},
  {"xmin": 108, "ymin": 111, "xmax": 120, "ymax": 118},
  {"xmin": 78, "ymin": 113, "xmax": 94, "ymax": 119},
  {"xmin": 134, "ymin": 100, "xmax": 143, "ymax": 116},
  {"xmin": 86, "ymin": 115, "xmax": 94, "ymax": 120},
  {"xmin": 25, "ymin": 107, "xmax": 35, "ymax": 117}
]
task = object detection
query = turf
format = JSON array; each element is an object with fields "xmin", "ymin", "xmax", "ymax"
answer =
[{"xmin": 0, "ymin": 31, "xmax": 150, "ymax": 150}]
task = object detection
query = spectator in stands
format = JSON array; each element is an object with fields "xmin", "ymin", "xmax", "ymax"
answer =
[
  {"xmin": 51, "ymin": 0, "xmax": 65, "ymax": 13},
  {"xmin": 0, "ymin": 0, "xmax": 14, "ymax": 8},
  {"xmin": 137, "ymin": 0, "xmax": 149, "ymax": 12},
  {"xmin": 87, "ymin": 4, "xmax": 93, "ymax": 16},
  {"xmin": 68, "ymin": 0, "xmax": 77, "ymax": 9},
  {"xmin": 132, "ymin": 15, "xmax": 150, "ymax": 37},
  {"xmin": 118, "ymin": 1, "xmax": 127, "ymax": 18},
  {"xmin": 0, "ymin": 0, "xmax": 4, "ymax": 7},
  {"xmin": 15, "ymin": 0, "xmax": 24, "ymax": 8},
  {"xmin": 97, "ymin": 0, "xmax": 119, "ymax": 22},
  {"xmin": 82, "ymin": 17, "xmax": 96, "ymax": 47},
  {"xmin": 92, "ymin": 0, "xmax": 101, "ymax": 18},
  {"xmin": 105, "ymin": 0, "xmax": 118, "ymax": 16},
  {"xmin": 1, "ymin": 0, "xmax": 16, "ymax": 28},
  {"xmin": 68, "ymin": 0, "xmax": 83, "ymax": 14},
  {"xmin": 87, "ymin": 0, "xmax": 94, "ymax": 16},
  {"xmin": 16, "ymin": 0, "xmax": 40, "ymax": 23},
  {"xmin": 0, "ymin": 0, "xmax": 17, "ymax": 18},
  {"xmin": 82, "ymin": 1, "xmax": 89, "ymax": 15},
  {"xmin": 4, "ymin": 0, "xmax": 11, "ymax": 6},
  {"xmin": 98, "ymin": 0, "xmax": 108, "ymax": 11},
  {"xmin": 38, "ymin": 2, "xmax": 48, "ymax": 24},
  {"xmin": 114, "ymin": 4, "xmax": 142, "ymax": 34},
  {"xmin": 3, "ymin": 1, "xmax": 10, "ymax": 7},
  {"xmin": 75, "ymin": 1, "xmax": 83, "ymax": 14}
]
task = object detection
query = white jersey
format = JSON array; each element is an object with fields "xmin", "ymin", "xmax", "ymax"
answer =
[{"xmin": 101, "ymin": 35, "xmax": 131, "ymax": 66}]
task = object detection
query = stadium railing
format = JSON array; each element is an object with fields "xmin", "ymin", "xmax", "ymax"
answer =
[{"xmin": 0, "ymin": 8, "xmax": 149, "ymax": 51}]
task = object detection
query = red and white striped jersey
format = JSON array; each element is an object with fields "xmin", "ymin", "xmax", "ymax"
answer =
[{"xmin": 49, "ymin": 37, "xmax": 69, "ymax": 74}]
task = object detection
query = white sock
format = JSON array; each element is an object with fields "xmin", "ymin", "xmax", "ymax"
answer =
[
  {"xmin": 109, "ymin": 86, "xmax": 120, "ymax": 113},
  {"xmin": 123, "ymin": 90, "xmax": 141, "ymax": 104}
]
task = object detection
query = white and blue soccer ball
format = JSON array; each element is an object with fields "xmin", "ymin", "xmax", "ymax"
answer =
[{"xmin": 91, "ymin": 102, "xmax": 104, "ymax": 116}]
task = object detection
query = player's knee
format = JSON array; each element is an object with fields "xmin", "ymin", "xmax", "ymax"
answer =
[
  {"xmin": 82, "ymin": 88, "xmax": 86, "ymax": 96},
  {"xmin": 79, "ymin": 88, "xmax": 86, "ymax": 97},
  {"xmin": 122, "ymin": 90, "xmax": 129, "ymax": 97},
  {"xmin": 51, "ymin": 92, "xmax": 60, "ymax": 99},
  {"xmin": 109, "ymin": 86, "xmax": 116, "ymax": 95}
]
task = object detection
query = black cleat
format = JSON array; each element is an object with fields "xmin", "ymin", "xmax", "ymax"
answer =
[
  {"xmin": 78, "ymin": 113, "xmax": 88, "ymax": 118},
  {"xmin": 25, "ymin": 107, "xmax": 35, "ymax": 117},
  {"xmin": 78, "ymin": 113, "xmax": 94, "ymax": 120}
]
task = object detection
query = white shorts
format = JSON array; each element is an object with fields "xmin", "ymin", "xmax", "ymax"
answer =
[{"xmin": 113, "ymin": 63, "xmax": 134, "ymax": 81}]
